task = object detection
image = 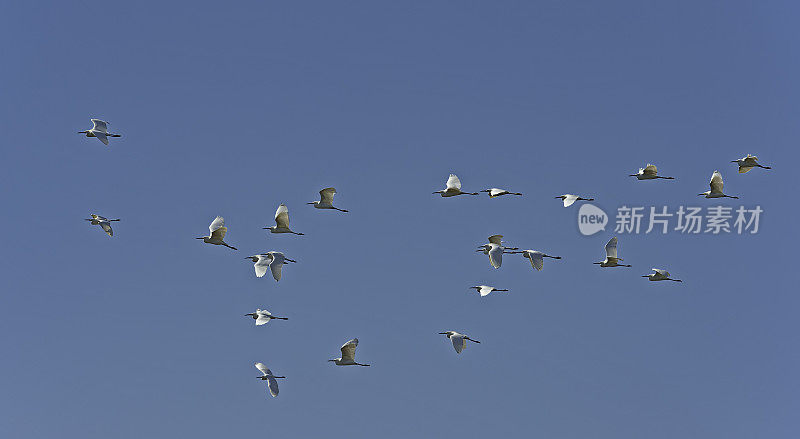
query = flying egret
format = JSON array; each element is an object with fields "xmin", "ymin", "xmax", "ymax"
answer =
[
  {"xmin": 84, "ymin": 214, "xmax": 119, "ymax": 237},
  {"xmin": 469, "ymin": 285, "xmax": 509, "ymax": 296},
  {"xmin": 264, "ymin": 204, "xmax": 304, "ymax": 235},
  {"xmin": 475, "ymin": 235, "xmax": 517, "ymax": 269},
  {"xmin": 308, "ymin": 187, "xmax": 348, "ymax": 212},
  {"xmin": 78, "ymin": 119, "xmax": 121, "ymax": 145},
  {"xmin": 555, "ymin": 194, "xmax": 594, "ymax": 207},
  {"xmin": 698, "ymin": 171, "xmax": 738, "ymax": 199},
  {"xmin": 629, "ymin": 164, "xmax": 675, "ymax": 180},
  {"xmin": 732, "ymin": 154, "xmax": 771, "ymax": 173},
  {"xmin": 438, "ymin": 331, "xmax": 480, "ymax": 354},
  {"xmin": 245, "ymin": 309, "xmax": 289, "ymax": 325},
  {"xmin": 593, "ymin": 237, "xmax": 631, "ymax": 267},
  {"xmin": 328, "ymin": 338, "xmax": 370, "ymax": 366},
  {"xmin": 480, "ymin": 188, "xmax": 522, "ymax": 198},
  {"xmin": 433, "ymin": 174, "xmax": 479, "ymax": 197},
  {"xmin": 245, "ymin": 252, "xmax": 296, "ymax": 281},
  {"xmin": 642, "ymin": 268, "xmax": 682, "ymax": 282},
  {"xmin": 255, "ymin": 363, "xmax": 285, "ymax": 397},
  {"xmin": 507, "ymin": 250, "xmax": 562, "ymax": 271},
  {"xmin": 196, "ymin": 216, "xmax": 237, "ymax": 250}
]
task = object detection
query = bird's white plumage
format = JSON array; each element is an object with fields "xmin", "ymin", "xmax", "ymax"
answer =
[
  {"xmin": 446, "ymin": 174, "xmax": 462, "ymax": 190},
  {"xmin": 488, "ymin": 234, "xmax": 503, "ymax": 245},
  {"xmin": 340, "ymin": 338, "xmax": 359, "ymax": 362},
  {"xmin": 255, "ymin": 362, "xmax": 272, "ymax": 376},
  {"xmin": 525, "ymin": 250, "xmax": 544, "ymax": 271},
  {"xmin": 100, "ymin": 222, "xmax": 113, "ymax": 236},
  {"xmin": 451, "ymin": 335, "xmax": 466, "ymax": 353},
  {"xmin": 488, "ymin": 244, "xmax": 503, "ymax": 269},
  {"xmin": 253, "ymin": 254, "xmax": 271, "ymax": 278},
  {"xmin": 605, "ymin": 237, "xmax": 618, "ymax": 259},
  {"xmin": 255, "ymin": 363, "xmax": 280, "ymax": 397},
  {"xmin": 562, "ymin": 194, "xmax": 578, "ymax": 207},
  {"xmin": 652, "ymin": 268, "xmax": 670, "ymax": 277},
  {"xmin": 91, "ymin": 119, "xmax": 108, "ymax": 133},
  {"xmin": 274, "ymin": 204, "xmax": 290, "ymax": 228},
  {"xmin": 319, "ymin": 187, "xmax": 337, "ymax": 205},
  {"xmin": 710, "ymin": 171, "xmax": 724, "ymax": 194}
]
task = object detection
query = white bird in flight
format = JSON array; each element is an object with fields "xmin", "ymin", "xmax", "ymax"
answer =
[
  {"xmin": 308, "ymin": 187, "xmax": 348, "ymax": 212},
  {"xmin": 439, "ymin": 331, "xmax": 481, "ymax": 354},
  {"xmin": 329, "ymin": 338, "xmax": 370, "ymax": 366},
  {"xmin": 255, "ymin": 363, "xmax": 285, "ymax": 397},
  {"xmin": 507, "ymin": 249, "xmax": 562, "ymax": 271},
  {"xmin": 78, "ymin": 119, "xmax": 121, "ymax": 145},
  {"xmin": 433, "ymin": 174, "xmax": 479, "ymax": 197},
  {"xmin": 469, "ymin": 285, "xmax": 509, "ymax": 296},
  {"xmin": 629, "ymin": 164, "xmax": 675, "ymax": 180},
  {"xmin": 732, "ymin": 154, "xmax": 771, "ymax": 173},
  {"xmin": 480, "ymin": 188, "xmax": 523, "ymax": 198},
  {"xmin": 475, "ymin": 235, "xmax": 518, "ymax": 269},
  {"xmin": 264, "ymin": 204, "xmax": 304, "ymax": 235},
  {"xmin": 244, "ymin": 309, "xmax": 289, "ymax": 325},
  {"xmin": 642, "ymin": 268, "xmax": 682, "ymax": 282},
  {"xmin": 245, "ymin": 252, "xmax": 296, "ymax": 281},
  {"xmin": 593, "ymin": 237, "xmax": 631, "ymax": 268},
  {"xmin": 196, "ymin": 216, "xmax": 237, "ymax": 250},
  {"xmin": 84, "ymin": 214, "xmax": 120, "ymax": 237},
  {"xmin": 555, "ymin": 194, "xmax": 594, "ymax": 207},
  {"xmin": 698, "ymin": 171, "xmax": 738, "ymax": 199}
]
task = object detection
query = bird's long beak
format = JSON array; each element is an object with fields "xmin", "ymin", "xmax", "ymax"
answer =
[
  {"xmin": 730, "ymin": 160, "xmax": 737, "ymax": 163},
  {"xmin": 641, "ymin": 275, "xmax": 649, "ymax": 277},
  {"xmin": 306, "ymin": 202, "xmax": 314, "ymax": 204},
  {"xmin": 438, "ymin": 332, "xmax": 448, "ymax": 335},
  {"xmin": 195, "ymin": 237, "xmax": 204, "ymax": 239}
]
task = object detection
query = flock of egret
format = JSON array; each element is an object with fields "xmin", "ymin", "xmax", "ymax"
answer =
[{"xmin": 80, "ymin": 119, "xmax": 770, "ymax": 398}]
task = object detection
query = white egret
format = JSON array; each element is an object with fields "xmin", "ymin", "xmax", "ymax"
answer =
[
  {"xmin": 469, "ymin": 285, "xmax": 509, "ymax": 296},
  {"xmin": 698, "ymin": 171, "xmax": 738, "ymax": 199},
  {"xmin": 593, "ymin": 236, "xmax": 631, "ymax": 268},
  {"xmin": 475, "ymin": 235, "xmax": 517, "ymax": 269},
  {"xmin": 555, "ymin": 194, "xmax": 594, "ymax": 207},
  {"xmin": 78, "ymin": 119, "xmax": 121, "ymax": 145},
  {"xmin": 438, "ymin": 331, "xmax": 480, "ymax": 354},
  {"xmin": 642, "ymin": 268, "xmax": 682, "ymax": 282},
  {"xmin": 263, "ymin": 204, "xmax": 304, "ymax": 235},
  {"xmin": 480, "ymin": 188, "xmax": 522, "ymax": 198},
  {"xmin": 433, "ymin": 174, "xmax": 479, "ymax": 197},
  {"xmin": 507, "ymin": 250, "xmax": 562, "ymax": 271},
  {"xmin": 245, "ymin": 252, "xmax": 296, "ymax": 281},
  {"xmin": 629, "ymin": 164, "xmax": 675, "ymax": 180},
  {"xmin": 244, "ymin": 309, "xmax": 289, "ymax": 325},
  {"xmin": 732, "ymin": 154, "xmax": 771, "ymax": 173},
  {"xmin": 255, "ymin": 363, "xmax": 285, "ymax": 397},
  {"xmin": 84, "ymin": 214, "xmax": 119, "ymax": 237},
  {"xmin": 328, "ymin": 338, "xmax": 370, "ymax": 366},
  {"xmin": 308, "ymin": 187, "xmax": 348, "ymax": 212},
  {"xmin": 196, "ymin": 216, "xmax": 237, "ymax": 250}
]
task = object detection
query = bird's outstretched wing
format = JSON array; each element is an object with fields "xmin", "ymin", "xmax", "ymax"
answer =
[
  {"xmin": 266, "ymin": 376, "xmax": 279, "ymax": 397},
  {"xmin": 479, "ymin": 286, "xmax": 492, "ymax": 297},
  {"xmin": 527, "ymin": 251, "xmax": 544, "ymax": 271},
  {"xmin": 643, "ymin": 164, "xmax": 658, "ymax": 175},
  {"xmin": 254, "ymin": 254, "xmax": 271, "ymax": 278},
  {"xmin": 209, "ymin": 216, "xmax": 224, "ymax": 234},
  {"xmin": 446, "ymin": 174, "xmax": 462, "ymax": 190},
  {"xmin": 255, "ymin": 362, "xmax": 271, "ymax": 376},
  {"xmin": 95, "ymin": 132, "xmax": 109, "ymax": 145},
  {"xmin": 340, "ymin": 338, "xmax": 359, "ymax": 361},
  {"xmin": 743, "ymin": 155, "xmax": 759, "ymax": 165},
  {"xmin": 269, "ymin": 255, "xmax": 284, "ymax": 281},
  {"xmin": 275, "ymin": 204, "xmax": 290, "ymax": 228},
  {"xmin": 211, "ymin": 226, "xmax": 227, "ymax": 240},
  {"xmin": 488, "ymin": 234, "xmax": 503, "ymax": 245},
  {"xmin": 320, "ymin": 187, "xmax": 337, "ymax": 204},
  {"xmin": 488, "ymin": 245, "xmax": 503, "ymax": 269},
  {"xmin": 452, "ymin": 335, "xmax": 466, "ymax": 353},
  {"xmin": 563, "ymin": 194, "xmax": 578, "ymax": 207},
  {"xmin": 255, "ymin": 311, "xmax": 272, "ymax": 325},
  {"xmin": 100, "ymin": 222, "xmax": 113, "ymax": 236},
  {"xmin": 91, "ymin": 119, "xmax": 108, "ymax": 133},
  {"xmin": 653, "ymin": 268, "xmax": 669, "ymax": 277},
  {"xmin": 605, "ymin": 237, "xmax": 618, "ymax": 259},
  {"xmin": 710, "ymin": 171, "xmax": 724, "ymax": 194}
]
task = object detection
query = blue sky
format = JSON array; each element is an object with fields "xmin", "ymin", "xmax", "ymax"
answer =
[{"xmin": 2, "ymin": 1, "xmax": 799, "ymax": 437}]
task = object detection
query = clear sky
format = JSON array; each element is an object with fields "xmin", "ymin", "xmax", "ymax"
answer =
[{"xmin": 2, "ymin": 1, "xmax": 799, "ymax": 438}]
